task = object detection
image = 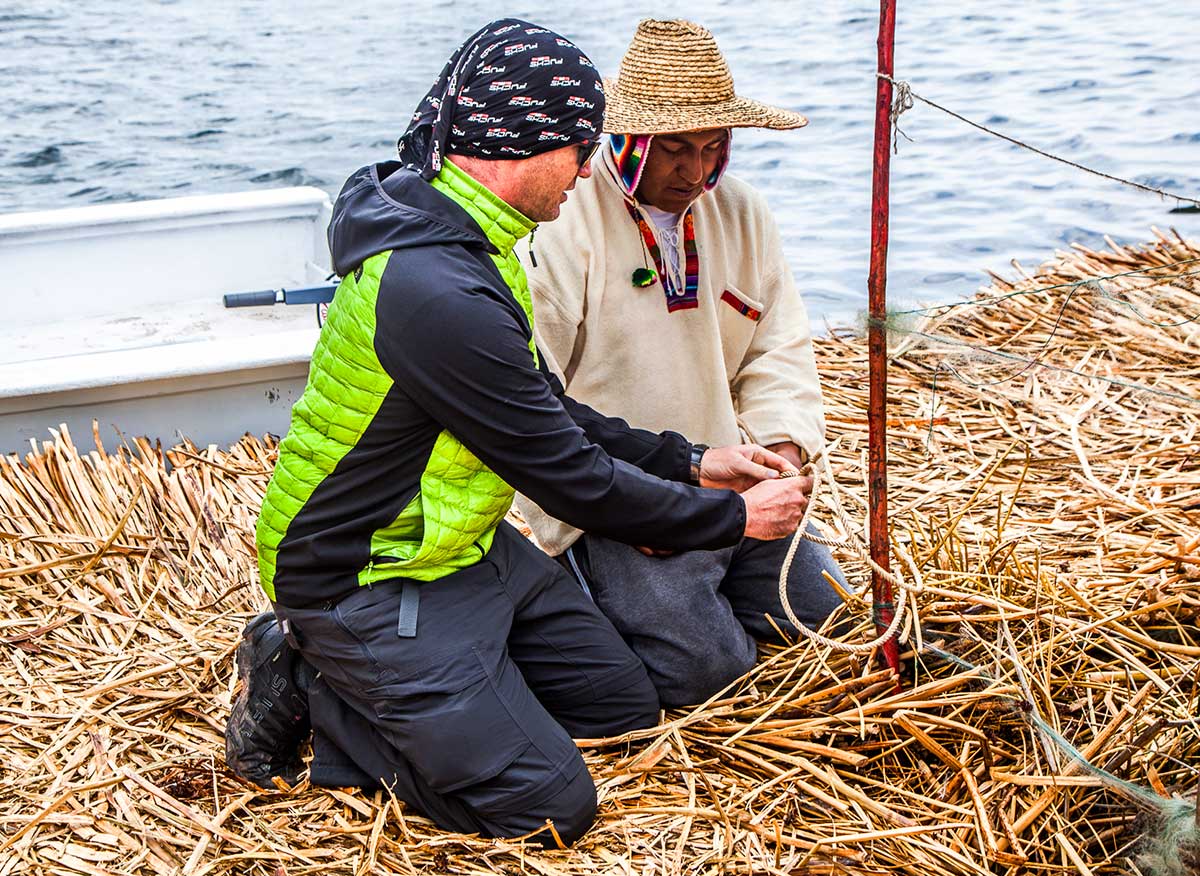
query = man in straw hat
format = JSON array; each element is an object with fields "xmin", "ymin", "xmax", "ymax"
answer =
[
  {"xmin": 517, "ymin": 19, "xmax": 848, "ymax": 708},
  {"xmin": 225, "ymin": 18, "xmax": 816, "ymax": 846}
]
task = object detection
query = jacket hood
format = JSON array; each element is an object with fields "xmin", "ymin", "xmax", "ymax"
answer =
[{"xmin": 327, "ymin": 160, "xmax": 494, "ymax": 277}]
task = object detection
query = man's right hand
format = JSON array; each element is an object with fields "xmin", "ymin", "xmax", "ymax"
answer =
[{"xmin": 741, "ymin": 475, "xmax": 813, "ymax": 540}]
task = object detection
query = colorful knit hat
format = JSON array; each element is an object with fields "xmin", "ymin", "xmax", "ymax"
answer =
[{"xmin": 608, "ymin": 133, "xmax": 731, "ymax": 197}]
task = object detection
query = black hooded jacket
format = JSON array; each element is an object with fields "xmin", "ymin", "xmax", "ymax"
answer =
[{"xmin": 263, "ymin": 160, "xmax": 745, "ymax": 608}]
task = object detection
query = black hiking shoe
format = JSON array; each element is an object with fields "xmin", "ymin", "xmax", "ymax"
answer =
[{"xmin": 225, "ymin": 612, "xmax": 313, "ymax": 789}]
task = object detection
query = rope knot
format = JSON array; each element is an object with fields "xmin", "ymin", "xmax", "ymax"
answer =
[{"xmin": 878, "ymin": 72, "xmax": 915, "ymax": 153}]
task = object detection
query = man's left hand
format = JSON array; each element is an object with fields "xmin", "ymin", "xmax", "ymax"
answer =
[{"xmin": 699, "ymin": 444, "xmax": 798, "ymax": 493}]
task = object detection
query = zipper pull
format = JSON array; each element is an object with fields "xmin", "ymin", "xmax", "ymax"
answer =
[{"xmin": 528, "ymin": 227, "xmax": 538, "ymax": 268}]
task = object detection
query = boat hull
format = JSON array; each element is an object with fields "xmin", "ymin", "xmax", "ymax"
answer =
[{"xmin": 0, "ymin": 187, "xmax": 332, "ymax": 455}]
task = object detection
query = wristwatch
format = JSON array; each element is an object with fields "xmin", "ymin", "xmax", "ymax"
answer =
[{"xmin": 688, "ymin": 444, "xmax": 709, "ymax": 485}]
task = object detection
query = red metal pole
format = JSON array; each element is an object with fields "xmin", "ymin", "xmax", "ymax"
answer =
[{"xmin": 868, "ymin": 0, "xmax": 903, "ymax": 684}]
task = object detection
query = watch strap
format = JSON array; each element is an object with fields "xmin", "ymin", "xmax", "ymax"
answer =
[{"xmin": 688, "ymin": 443, "xmax": 709, "ymax": 485}]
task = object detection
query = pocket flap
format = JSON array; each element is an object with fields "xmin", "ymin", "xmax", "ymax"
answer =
[
  {"xmin": 364, "ymin": 647, "xmax": 525, "ymax": 793},
  {"xmin": 720, "ymin": 287, "xmax": 763, "ymax": 322}
]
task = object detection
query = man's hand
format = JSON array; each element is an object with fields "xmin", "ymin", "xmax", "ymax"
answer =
[
  {"xmin": 766, "ymin": 441, "xmax": 807, "ymax": 471},
  {"xmin": 699, "ymin": 444, "xmax": 797, "ymax": 493},
  {"xmin": 635, "ymin": 445, "xmax": 804, "ymax": 557},
  {"xmin": 741, "ymin": 474, "xmax": 814, "ymax": 540},
  {"xmin": 635, "ymin": 545, "xmax": 674, "ymax": 557}
]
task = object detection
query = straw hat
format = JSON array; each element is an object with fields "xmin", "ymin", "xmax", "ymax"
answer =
[{"xmin": 603, "ymin": 19, "xmax": 808, "ymax": 135}]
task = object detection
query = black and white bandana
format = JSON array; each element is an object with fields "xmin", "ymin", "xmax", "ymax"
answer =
[{"xmin": 398, "ymin": 19, "xmax": 605, "ymax": 180}]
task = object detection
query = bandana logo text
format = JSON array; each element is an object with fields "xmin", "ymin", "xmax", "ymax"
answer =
[
  {"xmin": 566, "ymin": 96, "xmax": 595, "ymax": 109},
  {"xmin": 529, "ymin": 56, "xmax": 563, "ymax": 68},
  {"xmin": 509, "ymin": 95, "xmax": 545, "ymax": 107},
  {"xmin": 489, "ymin": 80, "xmax": 527, "ymax": 92},
  {"xmin": 550, "ymin": 76, "xmax": 581, "ymax": 87}
]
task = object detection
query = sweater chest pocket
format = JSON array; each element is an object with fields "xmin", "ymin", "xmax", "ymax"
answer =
[{"xmin": 716, "ymin": 285, "xmax": 764, "ymax": 375}]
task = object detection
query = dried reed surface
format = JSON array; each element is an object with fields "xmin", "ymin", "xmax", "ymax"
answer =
[{"xmin": 1, "ymin": 231, "xmax": 1198, "ymax": 876}]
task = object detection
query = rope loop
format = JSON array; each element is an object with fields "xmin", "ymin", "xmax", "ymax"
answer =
[{"xmin": 777, "ymin": 443, "xmax": 925, "ymax": 655}]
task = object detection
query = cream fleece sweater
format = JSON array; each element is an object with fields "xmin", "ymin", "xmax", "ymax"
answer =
[{"xmin": 517, "ymin": 145, "xmax": 826, "ymax": 555}]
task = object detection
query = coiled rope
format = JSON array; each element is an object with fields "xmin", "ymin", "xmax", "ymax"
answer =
[{"xmin": 776, "ymin": 445, "xmax": 925, "ymax": 654}]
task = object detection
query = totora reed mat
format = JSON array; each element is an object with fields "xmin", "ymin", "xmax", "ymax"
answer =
[{"xmin": 1, "ymin": 230, "xmax": 1198, "ymax": 875}]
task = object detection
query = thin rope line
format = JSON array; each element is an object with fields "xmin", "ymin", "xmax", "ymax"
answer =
[
  {"xmin": 877, "ymin": 73, "xmax": 1200, "ymax": 208},
  {"xmin": 945, "ymin": 284, "xmax": 1082, "ymax": 388},
  {"xmin": 1089, "ymin": 276, "xmax": 1200, "ymax": 329},
  {"xmin": 921, "ymin": 282, "xmax": 1081, "ymax": 447},
  {"xmin": 920, "ymin": 283, "xmax": 1085, "ymax": 448},
  {"xmin": 900, "ymin": 328, "xmax": 1200, "ymax": 407},
  {"xmin": 891, "ymin": 260, "xmax": 1200, "ymax": 317},
  {"xmin": 919, "ymin": 642, "xmax": 1193, "ymax": 818}
]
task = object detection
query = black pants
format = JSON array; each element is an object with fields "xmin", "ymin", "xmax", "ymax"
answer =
[
  {"xmin": 564, "ymin": 529, "xmax": 847, "ymax": 707},
  {"xmin": 273, "ymin": 523, "xmax": 659, "ymax": 846}
]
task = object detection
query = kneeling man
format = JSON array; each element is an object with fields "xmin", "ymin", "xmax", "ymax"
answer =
[
  {"xmin": 518, "ymin": 19, "xmax": 848, "ymax": 708},
  {"xmin": 227, "ymin": 18, "xmax": 815, "ymax": 848}
]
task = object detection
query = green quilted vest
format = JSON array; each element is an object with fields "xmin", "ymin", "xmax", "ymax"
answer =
[{"xmin": 256, "ymin": 160, "xmax": 536, "ymax": 600}]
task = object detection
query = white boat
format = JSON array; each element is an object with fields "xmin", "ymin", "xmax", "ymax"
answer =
[{"xmin": 0, "ymin": 188, "xmax": 334, "ymax": 456}]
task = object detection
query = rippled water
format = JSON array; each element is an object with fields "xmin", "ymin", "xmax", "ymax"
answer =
[{"xmin": 2, "ymin": 1, "xmax": 1197, "ymax": 325}]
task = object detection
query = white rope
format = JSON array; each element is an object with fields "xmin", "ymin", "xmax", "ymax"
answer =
[{"xmin": 776, "ymin": 446, "xmax": 925, "ymax": 654}]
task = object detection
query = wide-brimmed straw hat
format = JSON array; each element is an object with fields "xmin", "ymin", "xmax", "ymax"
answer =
[{"xmin": 603, "ymin": 19, "xmax": 808, "ymax": 135}]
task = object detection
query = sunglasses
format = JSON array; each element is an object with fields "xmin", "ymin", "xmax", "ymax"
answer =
[{"xmin": 575, "ymin": 139, "xmax": 600, "ymax": 171}]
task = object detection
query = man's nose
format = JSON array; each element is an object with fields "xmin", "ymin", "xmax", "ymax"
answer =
[
  {"xmin": 577, "ymin": 159, "xmax": 593, "ymax": 179},
  {"xmin": 679, "ymin": 152, "xmax": 704, "ymax": 185}
]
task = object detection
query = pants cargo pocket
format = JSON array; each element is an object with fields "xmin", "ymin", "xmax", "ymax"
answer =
[{"xmin": 363, "ymin": 645, "xmax": 535, "ymax": 796}]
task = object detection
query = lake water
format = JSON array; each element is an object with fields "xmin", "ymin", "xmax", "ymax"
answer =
[{"xmin": 2, "ymin": 0, "xmax": 1197, "ymax": 326}]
